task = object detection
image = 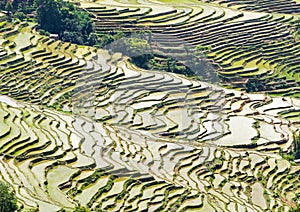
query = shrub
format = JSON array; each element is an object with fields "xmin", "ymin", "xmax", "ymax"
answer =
[
  {"xmin": 14, "ymin": 11, "xmax": 27, "ymax": 21},
  {"xmin": 245, "ymin": 78, "xmax": 264, "ymax": 92},
  {"xmin": 39, "ymin": 29, "xmax": 50, "ymax": 36},
  {"xmin": 0, "ymin": 181, "xmax": 18, "ymax": 212}
]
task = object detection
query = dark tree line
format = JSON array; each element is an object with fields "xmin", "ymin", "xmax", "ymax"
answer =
[
  {"xmin": 35, "ymin": 0, "xmax": 97, "ymax": 45},
  {"xmin": 1, "ymin": 0, "xmax": 97, "ymax": 46}
]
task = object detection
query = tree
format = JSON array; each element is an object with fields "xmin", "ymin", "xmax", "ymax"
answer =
[
  {"xmin": 5, "ymin": 1, "xmax": 13, "ymax": 21},
  {"xmin": 35, "ymin": 0, "xmax": 95, "ymax": 45},
  {"xmin": 12, "ymin": 0, "xmax": 19, "ymax": 10},
  {"xmin": 5, "ymin": 1, "xmax": 12, "ymax": 11},
  {"xmin": 0, "ymin": 181, "xmax": 18, "ymax": 212},
  {"xmin": 0, "ymin": 0, "xmax": 8, "ymax": 10},
  {"xmin": 245, "ymin": 78, "xmax": 264, "ymax": 92},
  {"xmin": 87, "ymin": 33, "xmax": 98, "ymax": 46},
  {"xmin": 36, "ymin": 0, "xmax": 62, "ymax": 33}
]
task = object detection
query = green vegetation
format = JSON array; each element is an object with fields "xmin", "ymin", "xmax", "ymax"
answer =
[
  {"xmin": 0, "ymin": 181, "xmax": 18, "ymax": 212},
  {"xmin": 35, "ymin": 0, "xmax": 96, "ymax": 45},
  {"xmin": 96, "ymin": 31, "xmax": 126, "ymax": 48},
  {"xmin": 108, "ymin": 34, "xmax": 153, "ymax": 68},
  {"xmin": 0, "ymin": 0, "xmax": 34, "ymax": 20},
  {"xmin": 245, "ymin": 78, "xmax": 265, "ymax": 92},
  {"xmin": 292, "ymin": 132, "xmax": 300, "ymax": 160},
  {"xmin": 281, "ymin": 132, "xmax": 300, "ymax": 164},
  {"xmin": 97, "ymin": 30, "xmax": 202, "ymax": 77},
  {"xmin": 289, "ymin": 204, "xmax": 300, "ymax": 212},
  {"xmin": 0, "ymin": 0, "xmax": 96, "ymax": 45},
  {"xmin": 4, "ymin": 2, "xmax": 13, "ymax": 20}
]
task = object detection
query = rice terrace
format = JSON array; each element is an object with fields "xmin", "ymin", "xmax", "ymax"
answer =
[{"xmin": 0, "ymin": 0, "xmax": 299, "ymax": 211}]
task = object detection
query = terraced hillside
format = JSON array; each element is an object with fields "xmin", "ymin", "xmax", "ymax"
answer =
[
  {"xmin": 0, "ymin": 0, "xmax": 300, "ymax": 211},
  {"xmin": 79, "ymin": 0, "xmax": 300, "ymax": 97},
  {"xmin": 1, "ymin": 96, "xmax": 299, "ymax": 211},
  {"xmin": 204, "ymin": 0, "xmax": 300, "ymax": 14}
]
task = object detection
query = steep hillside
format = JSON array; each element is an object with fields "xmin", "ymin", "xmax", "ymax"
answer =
[{"xmin": 0, "ymin": 0, "xmax": 299, "ymax": 211}]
